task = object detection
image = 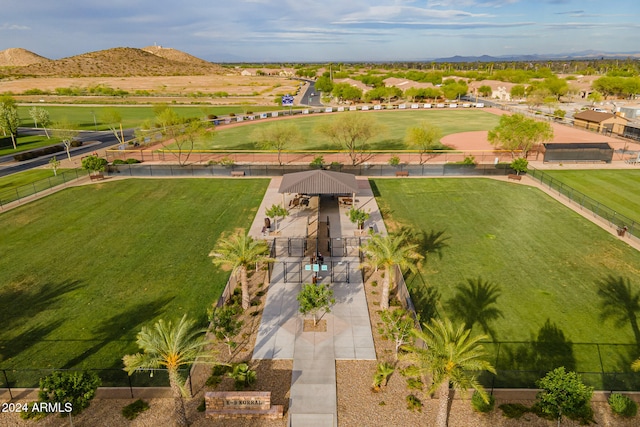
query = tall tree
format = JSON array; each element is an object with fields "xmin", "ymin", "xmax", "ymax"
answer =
[
  {"xmin": 402, "ymin": 317, "xmax": 495, "ymax": 427},
  {"xmin": 487, "ymin": 113, "xmax": 553, "ymax": 158},
  {"xmin": 404, "ymin": 121, "xmax": 444, "ymax": 164},
  {"xmin": 315, "ymin": 113, "xmax": 383, "ymax": 165},
  {"xmin": 165, "ymin": 120, "xmax": 210, "ymax": 166},
  {"xmin": 360, "ymin": 232, "xmax": 423, "ymax": 310},
  {"xmin": 29, "ymin": 106, "xmax": 52, "ymax": 138},
  {"xmin": 51, "ymin": 120, "xmax": 80, "ymax": 160},
  {"xmin": 123, "ymin": 315, "xmax": 215, "ymax": 427},
  {"xmin": 251, "ymin": 122, "xmax": 303, "ymax": 165},
  {"xmin": 100, "ymin": 108, "xmax": 125, "ymax": 145},
  {"xmin": 209, "ymin": 230, "xmax": 273, "ymax": 310},
  {"xmin": 0, "ymin": 95, "xmax": 19, "ymax": 149}
]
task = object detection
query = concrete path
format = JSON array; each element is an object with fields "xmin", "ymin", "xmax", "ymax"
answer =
[{"xmin": 251, "ymin": 178, "xmax": 385, "ymax": 426}]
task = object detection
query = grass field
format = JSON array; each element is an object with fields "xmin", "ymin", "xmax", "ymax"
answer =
[
  {"xmin": 186, "ymin": 110, "xmax": 501, "ymax": 151},
  {"xmin": 0, "ymin": 169, "xmax": 79, "ymax": 206},
  {"xmin": 541, "ymin": 169, "xmax": 640, "ymax": 226},
  {"xmin": 0, "ymin": 179, "xmax": 268, "ymax": 380},
  {"xmin": 16, "ymin": 105, "xmax": 294, "ymax": 131},
  {"xmin": 372, "ymin": 178, "xmax": 640, "ymax": 388}
]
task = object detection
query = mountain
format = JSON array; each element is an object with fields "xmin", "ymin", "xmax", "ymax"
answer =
[
  {"xmin": 3, "ymin": 47, "xmax": 226, "ymax": 77},
  {"xmin": 432, "ymin": 51, "xmax": 640, "ymax": 63},
  {"xmin": 0, "ymin": 48, "xmax": 51, "ymax": 67}
]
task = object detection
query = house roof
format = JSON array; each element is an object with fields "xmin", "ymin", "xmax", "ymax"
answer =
[
  {"xmin": 573, "ymin": 110, "xmax": 615, "ymax": 123},
  {"xmin": 278, "ymin": 170, "xmax": 359, "ymax": 195}
]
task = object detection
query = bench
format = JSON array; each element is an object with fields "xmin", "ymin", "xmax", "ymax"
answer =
[
  {"xmin": 507, "ymin": 174, "xmax": 522, "ymax": 181},
  {"xmin": 231, "ymin": 171, "xmax": 245, "ymax": 177},
  {"xmin": 395, "ymin": 171, "xmax": 409, "ymax": 177},
  {"xmin": 89, "ymin": 173, "xmax": 104, "ymax": 181}
]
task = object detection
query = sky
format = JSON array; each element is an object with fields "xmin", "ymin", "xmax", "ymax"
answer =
[{"xmin": 1, "ymin": 0, "xmax": 639, "ymax": 62}]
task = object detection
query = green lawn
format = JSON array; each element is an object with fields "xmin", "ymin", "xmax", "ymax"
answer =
[
  {"xmin": 0, "ymin": 179, "xmax": 268, "ymax": 384},
  {"xmin": 0, "ymin": 135, "xmax": 65, "ymax": 157},
  {"xmin": 185, "ymin": 110, "xmax": 501, "ymax": 151},
  {"xmin": 540, "ymin": 169, "xmax": 640, "ymax": 226},
  {"xmin": 17, "ymin": 105, "xmax": 293, "ymax": 131},
  {"xmin": 372, "ymin": 178, "xmax": 640, "ymax": 389},
  {"xmin": 0, "ymin": 169, "xmax": 79, "ymax": 206}
]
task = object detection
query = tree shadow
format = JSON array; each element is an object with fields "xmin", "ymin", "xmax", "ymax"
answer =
[
  {"xmin": 0, "ymin": 278, "xmax": 84, "ymax": 332},
  {"xmin": 60, "ymin": 296, "xmax": 175, "ymax": 370},
  {"xmin": 397, "ymin": 226, "xmax": 450, "ymax": 263},
  {"xmin": 0, "ymin": 319, "xmax": 65, "ymax": 369},
  {"xmin": 498, "ymin": 319, "xmax": 576, "ymax": 388},
  {"xmin": 597, "ymin": 275, "xmax": 640, "ymax": 348},
  {"xmin": 409, "ymin": 279, "xmax": 441, "ymax": 323},
  {"xmin": 446, "ymin": 277, "xmax": 503, "ymax": 340}
]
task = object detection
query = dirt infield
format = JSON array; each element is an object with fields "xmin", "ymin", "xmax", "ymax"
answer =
[{"xmin": 442, "ymin": 108, "xmax": 634, "ymax": 152}]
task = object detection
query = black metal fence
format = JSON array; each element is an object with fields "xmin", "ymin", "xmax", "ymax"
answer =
[
  {"xmin": 106, "ymin": 163, "xmax": 516, "ymax": 178},
  {"xmin": 528, "ymin": 167, "xmax": 638, "ymax": 242},
  {"xmin": 0, "ymin": 169, "xmax": 89, "ymax": 209},
  {"xmin": 479, "ymin": 342, "xmax": 640, "ymax": 392},
  {"xmin": 0, "ymin": 367, "xmax": 192, "ymax": 399}
]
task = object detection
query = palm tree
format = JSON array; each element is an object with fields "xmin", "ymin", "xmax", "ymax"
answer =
[
  {"xmin": 123, "ymin": 315, "xmax": 215, "ymax": 427},
  {"xmin": 446, "ymin": 278, "xmax": 503, "ymax": 339},
  {"xmin": 402, "ymin": 317, "xmax": 496, "ymax": 427},
  {"xmin": 209, "ymin": 230, "xmax": 273, "ymax": 310},
  {"xmin": 360, "ymin": 232, "xmax": 423, "ymax": 310}
]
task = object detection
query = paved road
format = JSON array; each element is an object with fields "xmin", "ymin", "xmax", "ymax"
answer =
[
  {"xmin": 297, "ymin": 79, "xmax": 323, "ymax": 107},
  {"xmin": 0, "ymin": 128, "xmax": 134, "ymax": 177}
]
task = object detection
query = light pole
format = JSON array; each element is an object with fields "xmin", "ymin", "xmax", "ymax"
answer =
[{"xmin": 90, "ymin": 111, "xmax": 97, "ymax": 131}]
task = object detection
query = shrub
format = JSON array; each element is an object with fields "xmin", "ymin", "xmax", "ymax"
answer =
[
  {"xmin": 14, "ymin": 145, "xmax": 64, "ymax": 161},
  {"xmin": 406, "ymin": 377, "xmax": 423, "ymax": 390},
  {"xmin": 608, "ymin": 393, "xmax": 638, "ymax": 418},
  {"xmin": 406, "ymin": 394, "xmax": 422, "ymax": 412},
  {"xmin": 70, "ymin": 140, "xmax": 83, "ymax": 147},
  {"xmin": 471, "ymin": 390, "xmax": 495, "ymax": 413},
  {"xmin": 310, "ymin": 155, "xmax": 325, "ymax": 169},
  {"xmin": 462, "ymin": 155, "xmax": 476, "ymax": 165},
  {"xmin": 19, "ymin": 403, "xmax": 48, "ymax": 421},
  {"xmin": 206, "ymin": 364, "xmax": 232, "ymax": 387},
  {"xmin": 372, "ymin": 362, "xmax": 395, "ymax": 390},
  {"xmin": 38, "ymin": 370, "xmax": 101, "ymax": 416},
  {"xmin": 228, "ymin": 363, "xmax": 256, "ymax": 390},
  {"xmin": 125, "ymin": 158, "xmax": 141, "ymax": 164},
  {"xmin": 499, "ymin": 403, "xmax": 530, "ymax": 419},
  {"xmin": 112, "ymin": 159, "xmax": 127, "ymax": 164},
  {"xmin": 122, "ymin": 399, "xmax": 150, "ymax": 420},
  {"xmin": 197, "ymin": 398, "xmax": 206, "ymax": 412},
  {"xmin": 388, "ymin": 155, "xmax": 401, "ymax": 166}
]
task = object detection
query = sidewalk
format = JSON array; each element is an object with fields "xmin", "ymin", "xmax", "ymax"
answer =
[{"xmin": 251, "ymin": 179, "xmax": 385, "ymax": 426}]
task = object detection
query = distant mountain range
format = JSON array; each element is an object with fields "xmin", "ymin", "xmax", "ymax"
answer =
[{"xmin": 431, "ymin": 50, "xmax": 640, "ymax": 63}]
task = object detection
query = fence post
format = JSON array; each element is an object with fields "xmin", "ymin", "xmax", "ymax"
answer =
[
  {"xmin": 596, "ymin": 344, "xmax": 606, "ymax": 393},
  {"xmin": 2, "ymin": 369, "xmax": 12, "ymax": 399},
  {"xmin": 128, "ymin": 374, "xmax": 134, "ymax": 399}
]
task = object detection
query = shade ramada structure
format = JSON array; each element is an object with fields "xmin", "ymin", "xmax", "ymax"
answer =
[{"xmin": 278, "ymin": 169, "xmax": 359, "ymax": 207}]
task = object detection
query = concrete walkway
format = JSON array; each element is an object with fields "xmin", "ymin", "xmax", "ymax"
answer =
[{"xmin": 251, "ymin": 177, "xmax": 385, "ymax": 426}]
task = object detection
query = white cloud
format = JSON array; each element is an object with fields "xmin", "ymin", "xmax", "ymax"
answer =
[{"xmin": 0, "ymin": 23, "xmax": 30, "ymax": 31}]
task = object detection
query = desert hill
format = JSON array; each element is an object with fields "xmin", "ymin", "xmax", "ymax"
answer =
[
  {"xmin": 3, "ymin": 47, "xmax": 226, "ymax": 77},
  {"xmin": 0, "ymin": 48, "xmax": 51, "ymax": 67},
  {"xmin": 142, "ymin": 45, "xmax": 212, "ymax": 66}
]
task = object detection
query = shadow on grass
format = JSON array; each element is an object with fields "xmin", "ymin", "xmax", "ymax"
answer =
[
  {"xmin": 446, "ymin": 277, "xmax": 503, "ymax": 340},
  {"xmin": 495, "ymin": 319, "xmax": 576, "ymax": 388},
  {"xmin": 597, "ymin": 275, "xmax": 640, "ymax": 348},
  {"xmin": 397, "ymin": 226, "xmax": 450, "ymax": 263},
  {"xmin": 0, "ymin": 278, "xmax": 84, "ymax": 332},
  {"xmin": 61, "ymin": 296, "xmax": 175, "ymax": 370}
]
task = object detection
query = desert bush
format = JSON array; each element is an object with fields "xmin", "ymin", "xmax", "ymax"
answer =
[
  {"xmin": 406, "ymin": 394, "xmax": 422, "ymax": 412},
  {"xmin": 608, "ymin": 393, "xmax": 637, "ymax": 418},
  {"xmin": 471, "ymin": 390, "xmax": 495, "ymax": 413}
]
